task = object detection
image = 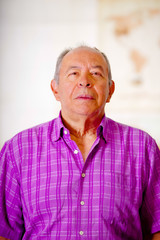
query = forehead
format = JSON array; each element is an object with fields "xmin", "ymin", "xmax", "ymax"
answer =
[{"xmin": 60, "ymin": 47, "xmax": 108, "ymax": 70}]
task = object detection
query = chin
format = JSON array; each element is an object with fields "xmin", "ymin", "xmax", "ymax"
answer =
[{"xmin": 74, "ymin": 109, "xmax": 100, "ymax": 117}]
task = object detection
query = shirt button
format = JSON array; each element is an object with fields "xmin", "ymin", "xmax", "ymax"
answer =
[
  {"xmin": 74, "ymin": 150, "xmax": 78, "ymax": 154},
  {"xmin": 81, "ymin": 173, "xmax": 85, "ymax": 178},
  {"xmin": 79, "ymin": 231, "xmax": 84, "ymax": 236},
  {"xmin": 64, "ymin": 130, "xmax": 67, "ymax": 135},
  {"xmin": 80, "ymin": 201, "xmax": 85, "ymax": 206}
]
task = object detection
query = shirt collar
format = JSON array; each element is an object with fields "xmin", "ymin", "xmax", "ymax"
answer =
[
  {"xmin": 51, "ymin": 112, "xmax": 110, "ymax": 142},
  {"xmin": 51, "ymin": 112, "xmax": 69, "ymax": 142},
  {"xmin": 97, "ymin": 115, "xmax": 107, "ymax": 142},
  {"xmin": 100, "ymin": 115, "xmax": 116, "ymax": 143}
]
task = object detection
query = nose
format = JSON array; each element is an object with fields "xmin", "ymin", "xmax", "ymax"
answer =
[
  {"xmin": 78, "ymin": 82, "xmax": 91, "ymax": 87},
  {"xmin": 78, "ymin": 75, "xmax": 92, "ymax": 88}
]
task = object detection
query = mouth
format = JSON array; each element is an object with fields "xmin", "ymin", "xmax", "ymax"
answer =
[{"xmin": 75, "ymin": 94, "xmax": 95, "ymax": 100}]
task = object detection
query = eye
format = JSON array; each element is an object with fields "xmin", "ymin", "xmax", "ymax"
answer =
[
  {"xmin": 69, "ymin": 71, "xmax": 78, "ymax": 76},
  {"xmin": 91, "ymin": 71, "xmax": 103, "ymax": 77},
  {"xmin": 71, "ymin": 72, "xmax": 77, "ymax": 75}
]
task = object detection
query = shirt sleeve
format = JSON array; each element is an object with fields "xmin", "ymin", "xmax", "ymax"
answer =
[
  {"xmin": 140, "ymin": 137, "xmax": 160, "ymax": 236},
  {"xmin": 0, "ymin": 141, "xmax": 24, "ymax": 240}
]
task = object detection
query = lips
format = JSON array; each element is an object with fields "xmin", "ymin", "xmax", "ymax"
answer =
[{"xmin": 75, "ymin": 94, "xmax": 95, "ymax": 100}]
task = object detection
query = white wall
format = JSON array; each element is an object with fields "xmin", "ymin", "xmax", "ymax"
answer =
[
  {"xmin": 0, "ymin": 0, "xmax": 97, "ymax": 147},
  {"xmin": 0, "ymin": 0, "xmax": 160, "ymax": 148}
]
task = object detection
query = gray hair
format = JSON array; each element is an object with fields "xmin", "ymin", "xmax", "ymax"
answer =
[{"xmin": 53, "ymin": 45, "xmax": 112, "ymax": 85}]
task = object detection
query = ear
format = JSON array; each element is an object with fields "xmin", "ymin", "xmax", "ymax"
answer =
[
  {"xmin": 106, "ymin": 80, "xmax": 115, "ymax": 103},
  {"xmin": 50, "ymin": 79, "xmax": 60, "ymax": 101}
]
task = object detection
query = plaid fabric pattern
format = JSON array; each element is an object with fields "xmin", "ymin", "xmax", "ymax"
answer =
[{"xmin": 0, "ymin": 113, "xmax": 160, "ymax": 239}]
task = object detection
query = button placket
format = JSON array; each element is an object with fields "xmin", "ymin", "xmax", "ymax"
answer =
[
  {"xmin": 74, "ymin": 149, "xmax": 78, "ymax": 154},
  {"xmin": 79, "ymin": 230, "xmax": 84, "ymax": 236},
  {"xmin": 80, "ymin": 200, "xmax": 85, "ymax": 206},
  {"xmin": 81, "ymin": 173, "xmax": 85, "ymax": 178}
]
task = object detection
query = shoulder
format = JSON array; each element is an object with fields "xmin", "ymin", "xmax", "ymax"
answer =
[
  {"xmin": 106, "ymin": 117, "xmax": 144, "ymax": 134},
  {"xmin": 104, "ymin": 117, "xmax": 159, "ymax": 151},
  {"xmin": 0, "ymin": 117, "xmax": 60, "ymax": 176},
  {"xmin": 106, "ymin": 117, "xmax": 151, "ymax": 137},
  {"xmin": 0, "ymin": 117, "xmax": 59, "ymax": 154}
]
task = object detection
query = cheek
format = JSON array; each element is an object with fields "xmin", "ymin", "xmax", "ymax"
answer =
[
  {"xmin": 97, "ymin": 84, "xmax": 109, "ymax": 99},
  {"xmin": 58, "ymin": 83, "xmax": 74, "ymax": 101},
  {"xmin": 65, "ymin": 82, "xmax": 77, "ymax": 96}
]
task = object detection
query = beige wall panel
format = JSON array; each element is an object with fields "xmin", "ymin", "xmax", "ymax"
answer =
[{"xmin": 97, "ymin": 0, "xmax": 160, "ymax": 146}]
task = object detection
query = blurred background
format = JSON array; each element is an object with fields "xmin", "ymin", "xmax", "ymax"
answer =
[{"xmin": 0, "ymin": 0, "xmax": 160, "ymax": 148}]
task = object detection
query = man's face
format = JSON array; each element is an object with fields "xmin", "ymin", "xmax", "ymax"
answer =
[{"xmin": 51, "ymin": 47, "xmax": 114, "ymax": 120}]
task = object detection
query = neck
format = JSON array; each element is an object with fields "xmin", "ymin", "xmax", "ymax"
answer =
[{"xmin": 61, "ymin": 111, "xmax": 104, "ymax": 138}]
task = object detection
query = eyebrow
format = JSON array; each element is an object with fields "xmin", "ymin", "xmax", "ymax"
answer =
[
  {"xmin": 65, "ymin": 65, "xmax": 106, "ymax": 75},
  {"xmin": 66, "ymin": 66, "xmax": 81, "ymax": 70},
  {"xmin": 90, "ymin": 65, "xmax": 105, "ymax": 72},
  {"xmin": 66, "ymin": 65, "xmax": 104, "ymax": 70}
]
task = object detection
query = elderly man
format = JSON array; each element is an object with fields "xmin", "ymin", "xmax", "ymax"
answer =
[{"xmin": 0, "ymin": 46, "xmax": 160, "ymax": 239}]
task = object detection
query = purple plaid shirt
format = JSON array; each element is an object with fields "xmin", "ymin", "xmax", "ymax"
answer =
[{"xmin": 0, "ymin": 113, "xmax": 160, "ymax": 239}]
